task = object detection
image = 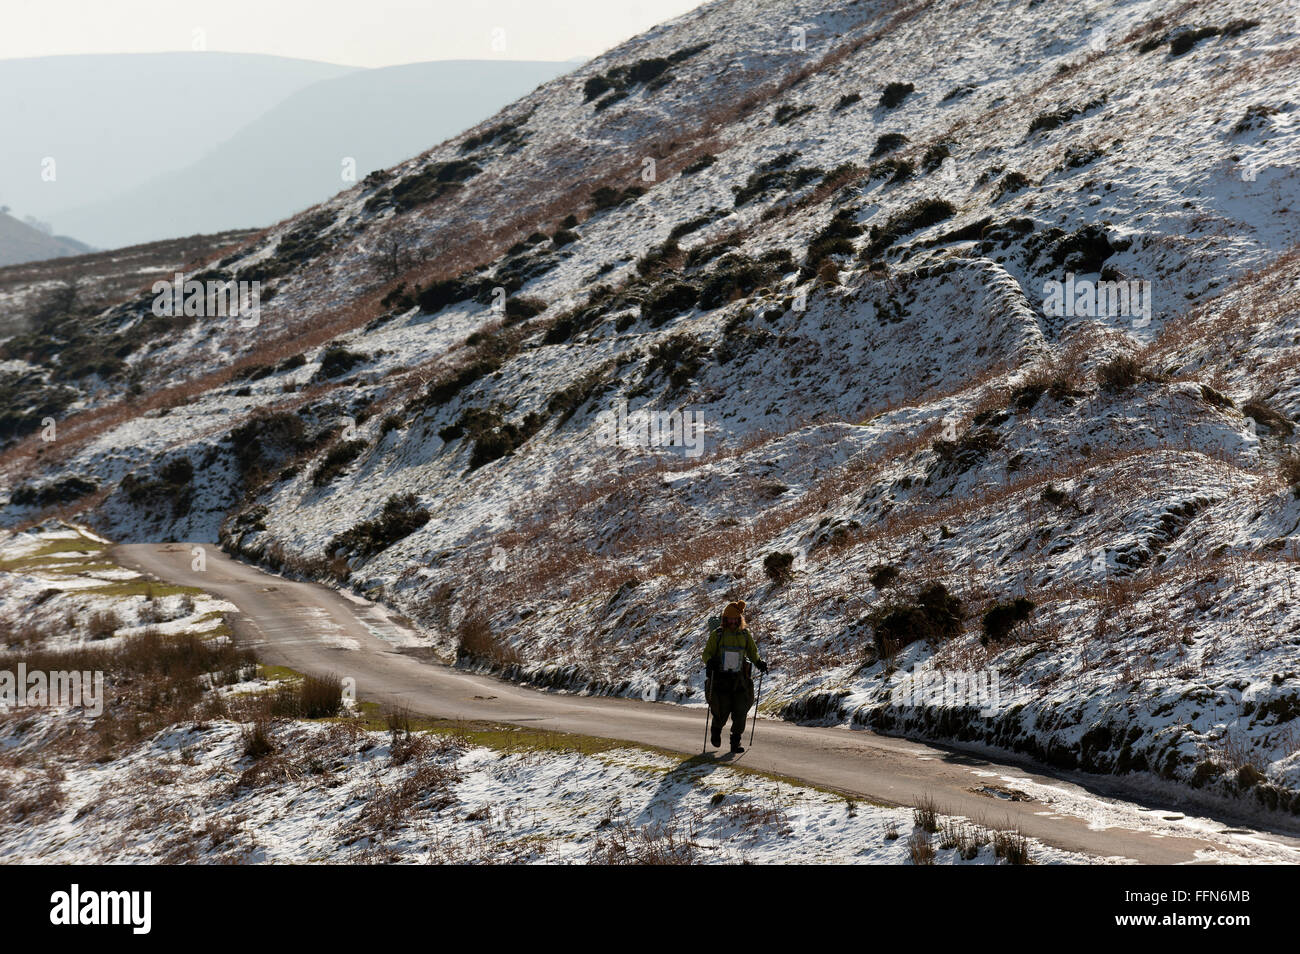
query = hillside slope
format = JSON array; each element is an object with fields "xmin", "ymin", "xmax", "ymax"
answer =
[{"xmin": 5, "ymin": 0, "xmax": 1300, "ymax": 818}]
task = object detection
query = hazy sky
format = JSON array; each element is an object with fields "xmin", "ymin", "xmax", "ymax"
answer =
[{"xmin": 0, "ymin": 0, "xmax": 705, "ymax": 66}]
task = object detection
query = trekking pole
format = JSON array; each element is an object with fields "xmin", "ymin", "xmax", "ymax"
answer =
[
  {"xmin": 749, "ymin": 669, "xmax": 764, "ymax": 748},
  {"xmin": 702, "ymin": 671, "xmax": 711, "ymax": 753}
]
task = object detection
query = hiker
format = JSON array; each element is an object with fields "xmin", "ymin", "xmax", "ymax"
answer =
[{"xmin": 702, "ymin": 600, "xmax": 768, "ymax": 754}]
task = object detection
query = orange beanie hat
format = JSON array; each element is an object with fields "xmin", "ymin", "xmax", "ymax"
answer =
[{"xmin": 722, "ymin": 600, "xmax": 747, "ymax": 627}]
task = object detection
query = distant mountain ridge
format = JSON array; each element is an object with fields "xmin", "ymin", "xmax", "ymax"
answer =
[
  {"xmin": 13, "ymin": 57, "xmax": 572, "ymax": 249},
  {"xmin": 0, "ymin": 53, "xmax": 358, "ymax": 231},
  {"xmin": 0, "ymin": 211, "xmax": 92, "ymax": 267}
]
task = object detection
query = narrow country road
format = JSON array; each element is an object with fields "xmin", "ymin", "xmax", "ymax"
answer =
[{"xmin": 116, "ymin": 542, "xmax": 1300, "ymax": 864}]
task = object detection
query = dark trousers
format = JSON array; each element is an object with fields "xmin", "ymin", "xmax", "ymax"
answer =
[{"xmin": 707, "ymin": 674, "xmax": 754, "ymax": 740}]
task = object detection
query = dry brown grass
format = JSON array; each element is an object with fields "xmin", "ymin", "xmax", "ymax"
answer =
[
  {"xmin": 991, "ymin": 828, "xmax": 1032, "ymax": 864},
  {"xmin": 907, "ymin": 830, "xmax": 936, "ymax": 864},
  {"xmin": 240, "ymin": 718, "xmax": 275, "ymax": 759},
  {"xmin": 2, "ymin": 765, "xmax": 65, "ymax": 824},
  {"xmin": 455, "ymin": 611, "xmax": 520, "ymax": 668},
  {"xmin": 719, "ymin": 797, "xmax": 792, "ymax": 837},
  {"xmin": 1119, "ymin": 1, "xmax": 1208, "ymax": 44},
  {"xmin": 0, "ymin": 628, "xmax": 255, "ymax": 761},
  {"xmin": 0, "ymin": 287, "xmax": 390, "ymax": 479},
  {"xmin": 912, "ymin": 794, "xmax": 940, "ymax": 833},
  {"xmin": 1145, "ymin": 245, "xmax": 1300, "ymax": 373},
  {"xmin": 938, "ymin": 817, "xmax": 988, "ymax": 859},
  {"xmin": 341, "ymin": 760, "xmax": 459, "ymax": 841},
  {"xmin": 589, "ymin": 819, "xmax": 703, "ymax": 865}
]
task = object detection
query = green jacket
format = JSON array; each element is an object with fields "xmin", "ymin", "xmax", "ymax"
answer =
[{"xmin": 702, "ymin": 626, "xmax": 761, "ymax": 667}]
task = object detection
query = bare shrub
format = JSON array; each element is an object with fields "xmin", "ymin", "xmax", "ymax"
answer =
[
  {"xmin": 763, "ymin": 551, "xmax": 796, "ymax": 585},
  {"xmin": 455, "ymin": 611, "xmax": 520, "ymax": 667},
  {"xmin": 241, "ymin": 719, "xmax": 275, "ymax": 759},
  {"xmin": 257, "ymin": 672, "xmax": 343, "ymax": 719},
  {"xmin": 86, "ymin": 609, "xmax": 120, "ymax": 640},
  {"xmin": 371, "ymin": 222, "xmax": 427, "ymax": 281},
  {"xmin": 938, "ymin": 819, "xmax": 986, "ymax": 859},
  {"xmin": 992, "ymin": 829, "xmax": 1032, "ymax": 864},
  {"xmin": 908, "ymin": 830, "xmax": 936, "ymax": 864},
  {"xmin": 137, "ymin": 601, "xmax": 161, "ymax": 625},
  {"xmin": 386, "ymin": 705, "xmax": 412, "ymax": 737},
  {"xmin": 391, "ymin": 732, "xmax": 430, "ymax": 767},
  {"xmin": 1096, "ymin": 354, "xmax": 1147, "ymax": 392},
  {"xmin": 912, "ymin": 794, "xmax": 939, "ymax": 833},
  {"xmin": 1015, "ymin": 360, "xmax": 1084, "ymax": 406},
  {"xmin": 299, "ymin": 672, "xmax": 343, "ymax": 718}
]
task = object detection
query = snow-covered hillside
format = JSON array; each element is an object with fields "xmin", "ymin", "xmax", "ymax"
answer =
[
  {"xmin": 2, "ymin": 524, "xmax": 1098, "ymax": 864},
  {"xmin": 5, "ymin": 0, "xmax": 1300, "ymax": 818}
]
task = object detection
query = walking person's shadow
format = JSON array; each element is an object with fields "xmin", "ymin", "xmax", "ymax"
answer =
[{"xmin": 632, "ymin": 754, "xmax": 726, "ymax": 826}]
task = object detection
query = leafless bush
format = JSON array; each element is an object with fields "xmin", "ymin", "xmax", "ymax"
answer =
[
  {"xmin": 372, "ymin": 224, "xmax": 425, "ymax": 282},
  {"xmin": 913, "ymin": 794, "xmax": 939, "ymax": 833},
  {"xmin": 138, "ymin": 598, "xmax": 167, "ymax": 625},
  {"xmin": 390, "ymin": 731, "xmax": 430, "ymax": 766},
  {"xmin": 257, "ymin": 672, "xmax": 343, "ymax": 719},
  {"xmin": 938, "ymin": 818, "xmax": 987, "ymax": 859},
  {"xmin": 386, "ymin": 705, "xmax": 412, "ymax": 737},
  {"xmin": 908, "ymin": 830, "xmax": 936, "ymax": 864},
  {"xmin": 1018, "ymin": 359, "xmax": 1084, "ymax": 403},
  {"xmin": 992, "ymin": 829, "xmax": 1032, "ymax": 864},
  {"xmin": 455, "ymin": 611, "xmax": 520, "ymax": 667},
  {"xmin": 1096, "ymin": 354, "xmax": 1147, "ymax": 392},
  {"xmin": 1204, "ymin": 730, "xmax": 1261, "ymax": 777},
  {"xmin": 299, "ymin": 672, "xmax": 343, "ymax": 718},
  {"xmin": 241, "ymin": 718, "xmax": 275, "ymax": 759},
  {"xmin": 86, "ymin": 609, "xmax": 120, "ymax": 640}
]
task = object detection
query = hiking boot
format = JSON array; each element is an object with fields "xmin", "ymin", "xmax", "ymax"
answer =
[
  {"xmin": 730, "ymin": 737, "xmax": 745, "ymax": 754},
  {"xmin": 710, "ymin": 728, "xmax": 722, "ymax": 747}
]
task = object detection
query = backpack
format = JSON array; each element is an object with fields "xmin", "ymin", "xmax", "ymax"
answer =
[{"xmin": 707, "ymin": 617, "xmax": 752, "ymax": 686}]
